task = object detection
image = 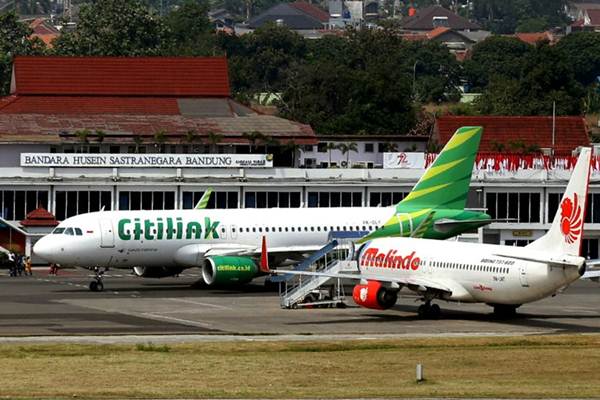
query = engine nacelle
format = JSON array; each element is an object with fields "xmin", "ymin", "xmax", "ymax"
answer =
[
  {"xmin": 133, "ymin": 266, "xmax": 184, "ymax": 278},
  {"xmin": 352, "ymin": 280, "xmax": 398, "ymax": 310},
  {"xmin": 202, "ymin": 256, "xmax": 259, "ymax": 286}
]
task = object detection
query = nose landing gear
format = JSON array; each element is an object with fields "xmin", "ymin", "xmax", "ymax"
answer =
[{"xmin": 89, "ymin": 267, "xmax": 106, "ymax": 292}]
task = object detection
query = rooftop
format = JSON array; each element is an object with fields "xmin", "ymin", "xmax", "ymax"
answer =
[
  {"xmin": 436, "ymin": 116, "xmax": 590, "ymax": 155},
  {"xmin": 400, "ymin": 5, "xmax": 480, "ymax": 31},
  {"xmin": 247, "ymin": 2, "xmax": 328, "ymax": 30}
]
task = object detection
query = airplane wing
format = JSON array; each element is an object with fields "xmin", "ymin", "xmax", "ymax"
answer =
[{"xmin": 271, "ymin": 269, "xmax": 452, "ymax": 294}]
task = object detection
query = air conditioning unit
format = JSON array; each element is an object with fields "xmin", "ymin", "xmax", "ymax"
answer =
[{"xmin": 540, "ymin": 147, "xmax": 553, "ymax": 156}]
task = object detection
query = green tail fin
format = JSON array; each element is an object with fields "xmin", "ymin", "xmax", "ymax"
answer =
[
  {"xmin": 195, "ymin": 188, "xmax": 213, "ymax": 210},
  {"xmin": 397, "ymin": 126, "xmax": 482, "ymax": 211}
]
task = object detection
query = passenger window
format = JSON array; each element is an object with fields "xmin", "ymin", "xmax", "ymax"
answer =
[
  {"xmin": 252, "ymin": 228, "xmax": 256, "ymax": 233},
  {"xmin": 291, "ymin": 227, "xmax": 295, "ymax": 232},
  {"xmin": 64, "ymin": 228, "xmax": 74, "ymax": 236},
  {"xmin": 259, "ymin": 227, "xmax": 263, "ymax": 232},
  {"xmin": 278, "ymin": 227, "xmax": 282, "ymax": 232},
  {"xmin": 362, "ymin": 226, "xmax": 366, "ymax": 231},
  {"xmin": 310, "ymin": 227, "xmax": 314, "ymax": 232},
  {"xmin": 265, "ymin": 227, "xmax": 269, "ymax": 232},
  {"xmin": 285, "ymin": 227, "xmax": 288, "ymax": 232}
]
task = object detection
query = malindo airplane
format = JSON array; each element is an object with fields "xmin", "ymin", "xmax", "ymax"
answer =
[
  {"xmin": 33, "ymin": 126, "xmax": 492, "ymax": 292},
  {"xmin": 271, "ymin": 147, "xmax": 600, "ymax": 318}
]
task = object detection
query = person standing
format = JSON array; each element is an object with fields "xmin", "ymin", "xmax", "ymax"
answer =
[{"xmin": 24, "ymin": 257, "xmax": 32, "ymax": 276}]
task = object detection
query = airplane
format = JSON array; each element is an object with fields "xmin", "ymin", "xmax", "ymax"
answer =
[
  {"xmin": 33, "ymin": 126, "xmax": 491, "ymax": 292},
  {"xmin": 270, "ymin": 148, "xmax": 600, "ymax": 318}
]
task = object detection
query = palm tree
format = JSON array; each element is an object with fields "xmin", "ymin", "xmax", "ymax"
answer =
[
  {"xmin": 337, "ymin": 142, "xmax": 358, "ymax": 168},
  {"xmin": 185, "ymin": 129, "xmax": 198, "ymax": 144},
  {"xmin": 95, "ymin": 130, "xmax": 106, "ymax": 144},
  {"xmin": 326, "ymin": 142, "xmax": 339, "ymax": 167},
  {"xmin": 154, "ymin": 130, "xmax": 167, "ymax": 153},
  {"xmin": 205, "ymin": 131, "xmax": 224, "ymax": 153},
  {"xmin": 75, "ymin": 129, "xmax": 90, "ymax": 153},
  {"xmin": 133, "ymin": 135, "xmax": 144, "ymax": 153},
  {"xmin": 242, "ymin": 131, "xmax": 267, "ymax": 153}
]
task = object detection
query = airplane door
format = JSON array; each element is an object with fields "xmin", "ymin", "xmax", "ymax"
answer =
[
  {"xmin": 231, "ymin": 224, "xmax": 238, "ymax": 240},
  {"xmin": 396, "ymin": 213, "xmax": 413, "ymax": 236},
  {"xmin": 99, "ymin": 219, "xmax": 115, "ymax": 248},
  {"xmin": 519, "ymin": 266, "xmax": 529, "ymax": 287}
]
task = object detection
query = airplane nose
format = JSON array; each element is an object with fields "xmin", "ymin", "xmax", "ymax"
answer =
[{"xmin": 33, "ymin": 237, "xmax": 55, "ymax": 261}]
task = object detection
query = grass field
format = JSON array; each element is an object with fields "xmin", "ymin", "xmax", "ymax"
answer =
[{"xmin": 1, "ymin": 335, "xmax": 600, "ymax": 399}]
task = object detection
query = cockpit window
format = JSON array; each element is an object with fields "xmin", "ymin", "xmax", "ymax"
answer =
[
  {"xmin": 74, "ymin": 228, "xmax": 83, "ymax": 236},
  {"xmin": 64, "ymin": 228, "xmax": 74, "ymax": 236},
  {"xmin": 52, "ymin": 228, "xmax": 65, "ymax": 234}
]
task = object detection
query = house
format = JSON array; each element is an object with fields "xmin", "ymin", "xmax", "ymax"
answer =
[
  {"xmin": 237, "ymin": 1, "xmax": 329, "ymax": 35},
  {"xmin": 209, "ymin": 9, "xmax": 235, "ymax": 33},
  {"xmin": 570, "ymin": 7, "xmax": 600, "ymax": 32},
  {"xmin": 436, "ymin": 116, "xmax": 590, "ymax": 156},
  {"xmin": 513, "ymin": 32, "xmax": 556, "ymax": 45},
  {"xmin": 400, "ymin": 5, "xmax": 481, "ymax": 32},
  {"xmin": 28, "ymin": 18, "xmax": 60, "ymax": 48}
]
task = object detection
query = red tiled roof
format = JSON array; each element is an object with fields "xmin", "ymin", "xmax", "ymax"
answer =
[
  {"xmin": 289, "ymin": 1, "xmax": 329, "ymax": 23},
  {"xmin": 21, "ymin": 208, "xmax": 59, "ymax": 227},
  {"xmin": 0, "ymin": 114, "xmax": 317, "ymax": 145},
  {"xmin": 0, "ymin": 96, "xmax": 181, "ymax": 114},
  {"xmin": 401, "ymin": 33, "xmax": 428, "ymax": 41},
  {"xmin": 12, "ymin": 56, "xmax": 231, "ymax": 97},
  {"xmin": 436, "ymin": 116, "xmax": 590, "ymax": 155},
  {"xmin": 513, "ymin": 32, "xmax": 553, "ymax": 45},
  {"xmin": 427, "ymin": 26, "xmax": 451, "ymax": 39}
]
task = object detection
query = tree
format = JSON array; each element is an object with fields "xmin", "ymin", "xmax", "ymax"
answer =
[
  {"xmin": 164, "ymin": 0, "xmax": 216, "ymax": 56},
  {"xmin": 219, "ymin": 23, "xmax": 307, "ymax": 96},
  {"xmin": 556, "ymin": 32, "xmax": 600, "ymax": 87},
  {"xmin": 336, "ymin": 142, "xmax": 358, "ymax": 168},
  {"xmin": 471, "ymin": 0, "xmax": 568, "ymax": 34},
  {"xmin": 280, "ymin": 28, "xmax": 417, "ymax": 135},
  {"xmin": 0, "ymin": 12, "xmax": 46, "ymax": 95},
  {"xmin": 474, "ymin": 43, "xmax": 584, "ymax": 116},
  {"xmin": 463, "ymin": 36, "xmax": 532, "ymax": 91},
  {"xmin": 52, "ymin": 0, "xmax": 171, "ymax": 56}
]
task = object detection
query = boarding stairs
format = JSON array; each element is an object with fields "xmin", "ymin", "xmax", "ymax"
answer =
[{"xmin": 279, "ymin": 231, "xmax": 363, "ymax": 309}]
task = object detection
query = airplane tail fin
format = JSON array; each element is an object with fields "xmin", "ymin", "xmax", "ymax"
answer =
[
  {"xmin": 259, "ymin": 236, "xmax": 270, "ymax": 273},
  {"xmin": 527, "ymin": 148, "xmax": 592, "ymax": 256},
  {"xmin": 396, "ymin": 126, "xmax": 483, "ymax": 212}
]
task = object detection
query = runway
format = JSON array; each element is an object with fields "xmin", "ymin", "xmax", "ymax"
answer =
[{"xmin": 1, "ymin": 267, "xmax": 600, "ymax": 339}]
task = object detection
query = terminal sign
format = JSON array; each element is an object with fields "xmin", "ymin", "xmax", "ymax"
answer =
[{"xmin": 20, "ymin": 153, "xmax": 274, "ymax": 168}]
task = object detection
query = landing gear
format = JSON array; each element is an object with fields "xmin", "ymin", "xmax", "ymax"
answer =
[
  {"xmin": 89, "ymin": 267, "xmax": 106, "ymax": 292},
  {"xmin": 417, "ymin": 301, "xmax": 441, "ymax": 319},
  {"xmin": 492, "ymin": 304, "xmax": 519, "ymax": 318}
]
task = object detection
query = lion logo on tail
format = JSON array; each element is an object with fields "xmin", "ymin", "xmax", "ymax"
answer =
[{"xmin": 560, "ymin": 194, "xmax": 583, "ymax": 244}]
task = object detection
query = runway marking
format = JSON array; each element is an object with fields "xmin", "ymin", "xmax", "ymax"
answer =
[
  {"xmin": 166, "ymin": 298, "xmax": 233, "ymax": 310},
  {"xmin": 141, "ymin": 313, "xmax": 214, "ymax": 328}
]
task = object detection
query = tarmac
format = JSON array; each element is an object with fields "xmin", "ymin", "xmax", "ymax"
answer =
[{"xmin": 1, "ymin": 267, "xmax": 600, "ymax": 341}]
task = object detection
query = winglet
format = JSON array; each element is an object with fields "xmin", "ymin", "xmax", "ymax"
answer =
[
  {"xmin": 260, "ymin": 235, "xmax": 270, "ymax": 273},
  {"xmin": 195, "ymin": 188, "xmax": 213, "ymax": 209}
]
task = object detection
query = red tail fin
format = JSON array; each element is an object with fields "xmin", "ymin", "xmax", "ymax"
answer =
[{"xmin": 260, "ymin": 235, "xmax": 270, "ymax": 273}]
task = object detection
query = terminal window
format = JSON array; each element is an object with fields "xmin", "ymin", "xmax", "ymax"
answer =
[
  {"xmin": 244, "ymin": 192, "xmax": 301, "ymax": 208},
  {"xmin": 369, "ymin": 191, "xmax": 408, "ymax": 207},
  {"xmin": 485, "ymin": 192, "xmax": 541, "ymax": 223},
  {"xmin": 0, "ymin": 190, "xmax": 49, "ymax": 221},
  {"xmin": 55, "ymin": 191, "xmax": 111, "ymax": 220},
  {"xmin": 307, "ymin": 191, "xmax": 362, "ymax": 207},
  {"xmin": 119, "ymin": 191, "xmax": 175, "ymax": 210},
  {"xmin": 182, "ymin": 191, "xmax": 238, "ymax": 209}
]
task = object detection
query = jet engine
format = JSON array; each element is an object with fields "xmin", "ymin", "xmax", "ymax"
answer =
[
  {"xmin": 352, "ymin": 280, "xmax": 398, "ymax": 310},
  {"xmin": 132, "ymin": 266, "xmax": 184, "ymax": 278},
  {"xmin": 202, "ymin": 256, "xmax": 259, "ymax": 286}
]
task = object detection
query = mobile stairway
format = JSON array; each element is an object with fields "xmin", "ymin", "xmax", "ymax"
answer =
[{"xmin": 279, "ymin": 231, "xmax": 364, "ymax": 309}]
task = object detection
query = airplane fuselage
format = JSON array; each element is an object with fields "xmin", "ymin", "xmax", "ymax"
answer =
[{"xmin": 357, "ymin": 237, "xmax": 583, "ymax": 305}]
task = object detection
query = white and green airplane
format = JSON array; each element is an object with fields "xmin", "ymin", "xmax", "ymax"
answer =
[{"xmin": 33, "ymin": 126, "xmax": 491, "ymax": 292}]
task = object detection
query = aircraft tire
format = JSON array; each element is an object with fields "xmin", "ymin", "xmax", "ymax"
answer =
[
  {"xmin": 493, "ymin": 304, "xmax": 519, "ymax": 319},
  {"xmin": 96, "ymin": 281, "xmax": 104, "ymax": 292},
  {"xmin": 430, "ymin": 304, "xmax": 441, "ymax": 319},
  {"xmin": 89, "ymin": 281, "xmax": 98, "ymax": 292}
]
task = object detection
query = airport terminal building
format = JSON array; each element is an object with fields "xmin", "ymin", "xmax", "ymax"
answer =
[{"xmin": 0, "ymin": 56, "xmax": 598, "ymax": 260}]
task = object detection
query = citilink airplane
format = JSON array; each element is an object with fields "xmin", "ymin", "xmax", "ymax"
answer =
[
  {"xmin": 272, "ymin": 147, "xmax": 600, "ymax": 318},
  {"xmin": 34, "ymin": 126, "xmax": 490, "ymax": 292}
]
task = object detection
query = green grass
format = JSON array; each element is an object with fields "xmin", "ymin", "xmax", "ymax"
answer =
[{"xmin": 0, "ymin": 334, "xmax": 599, "ymax": 399}]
